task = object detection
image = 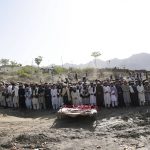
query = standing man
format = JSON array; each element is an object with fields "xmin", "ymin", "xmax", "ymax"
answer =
[
  {"xmin": 144, "ymin": 81, "xmax": 150, "ymax": 105},
  {"xmin": 80, "ymin": 83, "xmax": 90, "ymax": 105},
  {"xmin": 115, "ymin": 80, "xmax": 125, "ymax": 107},
  {"xmin": 12, "ymin": 83, "xmax": 19, "ymax": 108},
  {"xmin": 32, "ymin": 84, "xmax": 39, "ymax": 110},
  {"xmin": 18, "ymin": 83, "xmax": 26, "ymax": 109},
  {"xmin": 129, "ymin": 81, "xmax": 139, "ymax": 106},
  {"xmin": 88, "ymin": 82, "xmax": 96, "ymax": 105},
  {"xmin": 62, "ymin": 84, "xmax": 71, "ymax": 105},
  {"xmin": 121, "ymin": 81, "xmax": 131, "ymax": 106},
  {"xmin": 71, "ymin": 86, "xmax": 80, "ymax": 105},
  {"xmin": 25, "ymin": 84, "xmax": 32, "ymax": 110},
  {"xmin": 38, "ymin": 84, "xmax": 46, "ymax": 109},
  {"xmin": 45, "ymin": 83, "xmax": 52, "ymax": 109},
  {"xmin": 51, "ymin": 84, "xmax": 59, "ymax": 110},
  {"xmin": 103, "ymin": 82, "xmax": 111, "ymax": 108},
  {"xmin": 6, "ymin": 83, "xmax": 13, "ymax": 108},
  {"xmin": 137, "ymin": 81, "xmax": 145, "ymax": 106},
  {"xmin": 0, "ymin": 83, "xmax": 4, "ymax": 107},
  {"xmin": 110, "ymin": 82, "xmax": 118, "ymax": 107},
  {"xmin": 96, "ymin": 81, "xmax": 104, "ymax": 108}
]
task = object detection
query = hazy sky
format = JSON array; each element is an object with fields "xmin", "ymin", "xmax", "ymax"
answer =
[{"xmin": 0, "ymin": 0, "xmax": 150, "ymax": 66}]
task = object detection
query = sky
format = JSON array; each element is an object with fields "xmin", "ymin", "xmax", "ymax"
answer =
[{"xmin": 0, "ymin": 0, "xmax": 150, "ymax": 66}]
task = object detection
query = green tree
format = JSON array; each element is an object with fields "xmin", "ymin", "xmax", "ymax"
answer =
[
  {"xmin": 10, "ymin": 60, "xmax": 17, "ymax": 66},
  {"xmin": 34, "ymin": 56, "xmax": 43, "ymax": 68},
  {"xmin": 0, "ymin": 59, "xmax": 9, "ymax": 66},
  {"xmin": 91, "ymin": 51, "xmax": 101, "ymax": 68},
  {"xmin": 10, "ymin": 60, "xmax": 18, "ymax": 71}
]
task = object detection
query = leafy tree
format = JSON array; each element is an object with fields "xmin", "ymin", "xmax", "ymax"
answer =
[
  {"xmin": 10, "ymin": 60, "xmax": 18, "ymax": 71},
  {"xmin": 34, "ymin": 56, "xmax": 43, "ymax": 68},
  {"xmin": 18, "ymin": 63, "xmax": 22, "ymax": 67},
  {"xmin": 91, "ymin": 51, "xmax": 101, "ymax": 68},
  {"xmin": 0, "ymin": 59, "xmax": 9, "ymax": 66},
  {"xmin": 10, "ymin": 60, "xmax": 17, "ymax": 66}
]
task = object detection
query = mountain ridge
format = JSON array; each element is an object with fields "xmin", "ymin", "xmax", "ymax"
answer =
[{"xmin": 63, "ymin": 53, "xmax": 150, "ymax": 70}]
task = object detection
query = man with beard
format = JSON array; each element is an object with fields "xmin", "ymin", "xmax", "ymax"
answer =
[
  {"xmin": 129, "ymin": 81, "xmax": 139, "ymax": 106},
  {"xmin": 115, "ymin": 80, "xmax": 125, "ymax": 107},
  {"xmin": 96, "ymin": 81, "xmax": 104, "ymax": 108},
  {"xmin": 38, "ymin": 84, "xmax": 46, "ymax": 109},
  {"xmin": 18, "ymin": 83, "xmax": 26, "ymax": 109},
  {"xmin": 25, "ymin": 84, "xmax": 32, "ymax": 110},
  {"xmin": 137, "ymin": 81, "xmax": 145, "ymax": 106},
  {"xmin": 32, "ymin": 84, "xmax": 39, "ymax": 110},
  {"xmin": 57, "ymin": 84, "xmax": 63, "ymax": 107},
  {"xmin": 121, "ymin": 81, "xmax": 131, "ymax": 107},
  {"xmin": 51, "ymin": 84, "xmax": 59, "ymax": 110},
  {"xmin": 80, "ymin": 83, "xmax": 90, "ymax": 105},
  {"xmin": 45, "ymin": 83, "xmax": 52, "ymax": 109},
  {"xmin": 6, "ymin": 83, "xmax": 13, "ymax": 108},
  {"xmin": 110, "ymin": 81, "xmax": 118, "ymax": 108},
  {"xmin": 62, "ymin": 83, "xmax": 71, "ymax": 105},
  {"xmin": 144, "ymin": 80, "xmax": 150, "ymax": 105},
  {"xmin": 1, "ymin": 83, "xmax": 7, "ymax": 108},
  {"xmin": 71, "ymin": 86, "xmax": 80, "ymax": 106},
  {"xmin": 12, "ymin": 83, "xmax": 19, "ymax": 108},
  {"xmin": 103, "ymin": 81, "xmax": 111, "ymax": 108},
  {"xmin": 0, "ymin": 83, "xmax": 4, "ymax": 107},
  {"xmin": 88, "ymin": 82, "xmax": 96, "ymax": 105}
]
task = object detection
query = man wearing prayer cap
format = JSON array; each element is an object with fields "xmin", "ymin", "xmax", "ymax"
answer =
[
  {"xmin": 96, "ymin": 81, "xmax": 104, "ymax": 108},
  {"xmin": 88, "ymin": 82, "xmax": 96, "ymax": 105},
  {"xmin": 121, "ymin": 80, "xmax": 131, "ymax": 106},
  {"xmin": 62, "ymin": 83, "xmax": 71, "ymax": 105},
  {"xmin": 137, "ymin": 81, "xmax": 145, "ymax": 106},
  {"xmin": 103, "ymin": 81, "xmax": 111, "ymax": 108},
  {"xmin": 129, "ymin": 80, "xmax": 139, "ymax": 106},
  {"xmin": 144, "ymin": 80, "xmax": 150, "ymax": 105}
]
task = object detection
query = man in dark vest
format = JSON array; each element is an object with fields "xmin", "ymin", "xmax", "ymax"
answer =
[
  {"xmin": 129, "ymin": 81, "xmax": 139, "ymax": 106},
  {"xmin": 18, "ymin": 83, "xmax": 26, "ymax": 109},
  {"xmin": 44, "ymin": 83, "xmax": 52, "ymax": 109},
  {"xmin": 115, "ymin": 80, "xmax": 125, "ymax": 107},
  {"xmin": 96, "ymin": 81, "xmax": 104, "ymax": 108}
]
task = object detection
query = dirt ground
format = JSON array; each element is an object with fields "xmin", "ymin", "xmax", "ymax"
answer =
[{"xmin": 0, "ymin": 107, "xmax": 150, "ymax": 150}]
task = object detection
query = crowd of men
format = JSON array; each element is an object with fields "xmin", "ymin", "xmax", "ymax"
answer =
[{"xmin": 0, "ymin": 77, "xmax": 150, "ymax": 111}]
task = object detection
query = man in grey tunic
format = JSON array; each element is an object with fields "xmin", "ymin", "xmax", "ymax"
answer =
[
  {"xmin": 144, "ymin": 81, "xmax": 150, "ymax": 105},
  {"xmin": 121, "ymin": 81, "xmax": 131, "ymax": 106}
]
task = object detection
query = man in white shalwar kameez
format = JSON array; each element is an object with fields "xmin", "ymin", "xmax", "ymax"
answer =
[
  {"xmin": 110, "ymin": 82, "xmax": 118, "ymax": 107},
  {"xmin": 103, "ymin": 82, "xmax": 111, "ymax": 108},
  {"xmin": 51, "ymin": 85, "xmax": 59, "ymax": 110},
  {"xmin": 25, "ymin": 86, "xmax": 32, "ymax": 109},
  {"xmin": 137, "ymin": 82, "xmax": 145, "ymax": 106},
  {"xmin": 32, "ymin": 85, "xmax": 39, "ymax": 110},
  {"xmin": 6, "ymin": 84, "xmax": 13, "ymax": 107},
  {"xmin": 12, "ymin": 84, "xmax": 19, "ymax": 108}
]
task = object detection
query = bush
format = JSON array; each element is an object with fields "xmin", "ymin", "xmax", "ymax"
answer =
[
  {"xmin": 17, "ymin": 70, "xmax": 31, "ymax": 78},
  {"xmin": 17, "ymin": 66, "xmax": 37, "ymax": 78},
  {"xmin": 53, "ymin": 66, "xmax": 67, "ymax": 74}
]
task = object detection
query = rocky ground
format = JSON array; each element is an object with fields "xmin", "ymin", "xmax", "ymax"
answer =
[{"xmin": 0, "ymin": 107, "xmax": 150, "ymax": 150}]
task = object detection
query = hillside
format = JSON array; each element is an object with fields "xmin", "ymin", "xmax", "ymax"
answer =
[{"xmin": 63, "ymin": 53, "xmax": 150, "ymax": 70}]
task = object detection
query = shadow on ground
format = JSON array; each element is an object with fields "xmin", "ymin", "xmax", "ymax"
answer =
[{"xmin": 51, "ymin": 116, "xmax": 97, "ymax": 131}]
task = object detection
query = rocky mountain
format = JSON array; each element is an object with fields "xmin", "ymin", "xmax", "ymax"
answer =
[{"xmin": 63, "ymin": 53, "xmax": 150, "ymax": 70}]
